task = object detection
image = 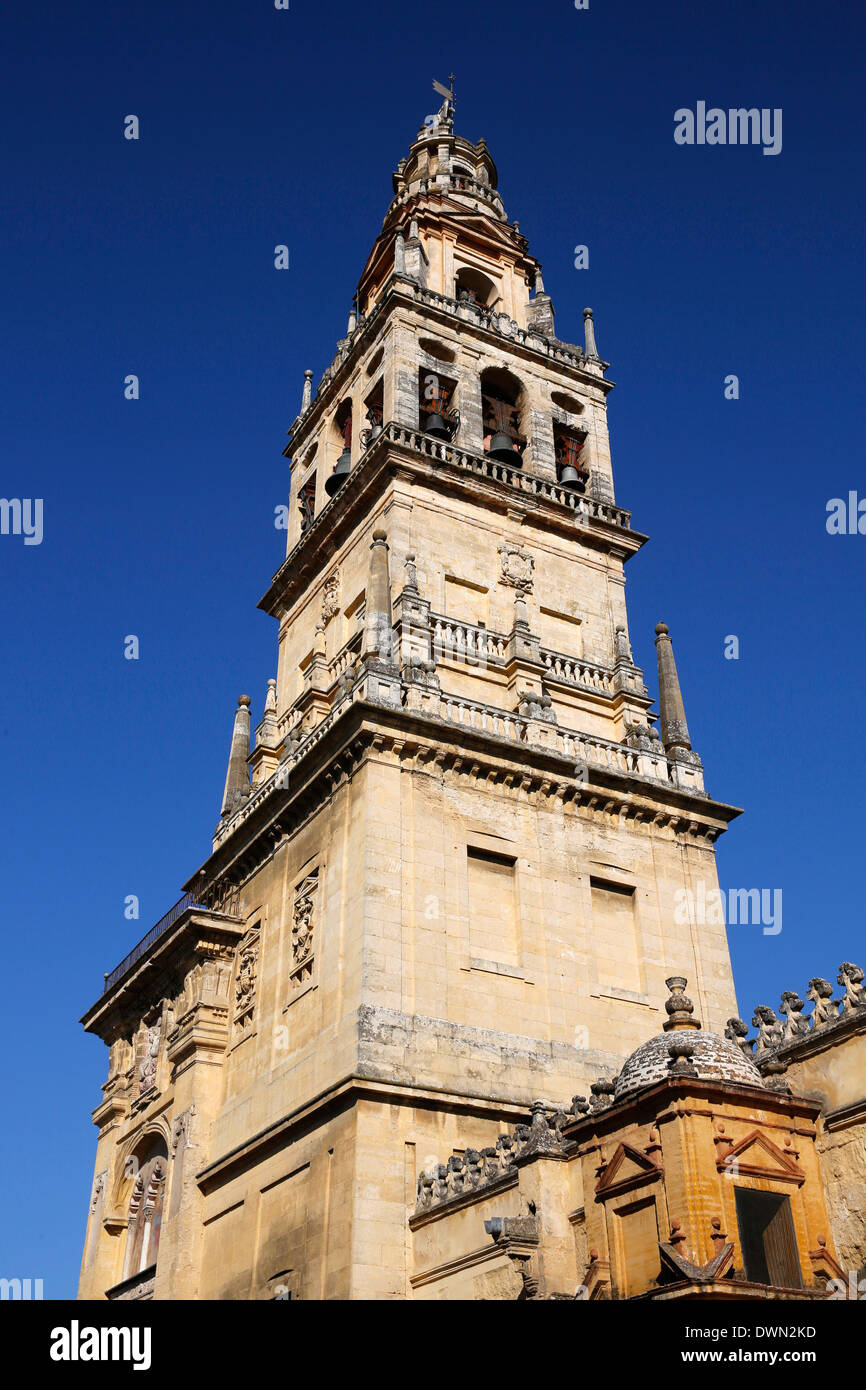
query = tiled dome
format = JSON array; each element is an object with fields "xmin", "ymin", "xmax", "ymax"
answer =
[{"xmin": 614, "ymin": 1028, "xmax": 765, "ymax": 1102}]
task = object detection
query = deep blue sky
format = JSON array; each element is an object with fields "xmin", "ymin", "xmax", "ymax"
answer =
[{"xmin": 2, "ymin": 0, "xmax": 864, "ymax": 1297}]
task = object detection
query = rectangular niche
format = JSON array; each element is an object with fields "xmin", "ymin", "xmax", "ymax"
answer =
[
  {"xmin": 590, "ymin": 877, "xmax": 641, "ymax": 995},
  {"xmin": 612, "ymin": 1197, "xmax": 661, "ymax": 1298},
  {"xmin": 467, "ymin": 846, "xmax": 519, "ymax": 968},
  {"xmin": 444, "ymin": 575, "xmax": 488, "ymax": 628},
  {"xmin": 539, "ymin": 606, "xmax": 583, "ymax": 658}
]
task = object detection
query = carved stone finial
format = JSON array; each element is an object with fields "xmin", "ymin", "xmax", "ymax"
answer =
[
  {"xmin": 583, "ymin": 306, "xmax": 600, "ymax": 360},
  {"xmin": 667, "ymin": 1036, "xmax": 698, "ymax": 1076},
  {"xmin": 512, "ymin": 592, "xmax": 530, "ymax": 630},
  {"xmin": 264, "ymin": 678, "xmax": 277, "ymax": 715},
  {"xmin": 724, "ymin": 1017, "xmax": 754, "ymax": 1057},
  {"xmin": 668, "ymin": 1219, "xmax": 687, "ymax": 1248},
  {"xmin": 362, "ymin": 531, "xmax": 396, "ymax": 669},
  {"xmin": 807, "ymin": 976, "xmax": 837, "ymax": 1029},
  {"xmin": 404, "ymin": 553, "xmax": 419, "ymax": 594},
  {"xmin": 709, "ymin": 1216, "xmax": 727, "ymax": 1252},
  {"xmin": 615, "ymin": 624, "xmax": 633, "ymax": 662},
  {"xmin": 779, "ymin": 991, "xmax": 809, "ymax": 1042},
  {"xmin": 220, "ymin": 695, "xmax": 252, "ymax": 819},
  {"xmin": 752, "ymin": 1005, "xmax": 783, "ymax": 1054},
  {"xmin": 837, "ymin": 961, "xmax": 865, "ymax": 1015},
  {"xmin": 654, "ymin": 623, "xmax": 693, "ymax": 754},
  {"xmin": 663, "ymin": 976, "xmax": 701, "ymax": 1032},
  {"xmin": 394, "ymin": 228, "xmax": 406, "ymax": 275},
  {"xmin": 588, "ymin": 1078, "xmax": 616, "ymax": 1113},
  {"xmin": 301, "ymin": 368, "xmax": 313, "ymax": 413}
]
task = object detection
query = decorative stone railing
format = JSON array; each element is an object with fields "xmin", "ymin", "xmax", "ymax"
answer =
[
  {"xmin": 541, "ymin": 649, "xmax": 615, "ymax": 693},
  {"xmin": 301, "ymin": 291, "xmax": 390, "ymax": 413},
  {"xmin": 329, "ymin": 633, "xmax": 362, "ymax": 682},
  {"xmin": 438, "ymin": 694, "xmax": 527, "ymax": 742},
  {"xmin": 266, "ymin": 421, "xmax": 636, "ymax": 616},
  {"xmin": 430, "ymin": 614, "xmax": 508, "ymax": 665},
  {"xmin": 415, "ymin": 1103, "xmax": 573, "ymax": 1214},
  {"xmin": 217, "ymin": 678, "xmax": 677, "ymax": 846},
  {"xmin": 216, "ymin": 706, "xmax": 340, "ymax": 844},
  {"xmin": 382, "ymin": 423, "xmax": 632, "ymax": 529},
  {"xmin": 276, "ymin": 707, "xmax": 304, "ymax": 741},
  {"xmin": 410, "ymin": 285, "xmax": 586, "ymax": 370},
  {"xmin": 725, "ymin": 962, "xmax": 866, "ymax": 1058},
  {"xmin": 385, "ymin": 174, "xmax": 506, "ymax": 224}
]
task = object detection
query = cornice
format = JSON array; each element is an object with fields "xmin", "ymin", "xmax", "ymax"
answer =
[
  {"xmin": 185, "ymin": 694, "xmax": 740, "ymax": 934},
  {"xmin": 564, "ymin": 1078, "xmax": 822, "ymax": 1148},
  {"xmin": 195, "ymin": 1073, "xmax": 533, "ymax": 1194},
  {"xmin": 261, "ymin": 423, "xmax": 644, "ymax": 618},
  {"xmin": 81, "ymin": 908, "xmax": 244, "ymax": 1036}
]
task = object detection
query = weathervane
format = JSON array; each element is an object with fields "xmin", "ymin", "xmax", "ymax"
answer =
[{"xmin": 432, "ymin": 75, "xmax": 456, "ymax": 108}]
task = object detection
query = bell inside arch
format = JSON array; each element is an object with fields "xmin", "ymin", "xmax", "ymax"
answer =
[
  {"xmin": 325, "ymin": 447, "xmax": 351, "ymax": 496},
  {"xmin": 425, "ymin": 411, "xmax": 450, "ymax": 440},
  {"xmin": 488, "ymin": 430, "xmax": 519, "ymax": 465},
  {"xmin": 558, "ymin": 461, "xmax": 584, "ymax": 490},
  {"xmin": 556, "ymin": 434, "xmax": 586, "ymax": 491}
]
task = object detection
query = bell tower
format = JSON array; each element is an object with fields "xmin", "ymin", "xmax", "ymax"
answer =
[{"xmin": 79, "ymin": 97, "xmax": 741, "ymax": 1301}]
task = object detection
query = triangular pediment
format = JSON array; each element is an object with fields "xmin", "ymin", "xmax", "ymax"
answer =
[
  {"xmin": 596, "ymin": 1142, "xmax": 662, "ymax": 1198},
  {"xmin": 716, "ymin": 1129, "xmax": 805, "ymax": 1184}
]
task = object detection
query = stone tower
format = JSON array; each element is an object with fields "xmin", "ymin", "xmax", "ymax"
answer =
[{"xmin": 79, "ymin": 98, "xmax": 741, "ymax": 1301}]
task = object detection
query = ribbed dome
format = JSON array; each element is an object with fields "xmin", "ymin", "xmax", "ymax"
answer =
[{"xmin": 614, "ymin": 1029, "xmax": 765, "ymax": 1102}]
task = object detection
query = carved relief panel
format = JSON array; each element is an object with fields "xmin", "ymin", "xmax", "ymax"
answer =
[
  {"xmin": 498, "ymin": 543, "xmax": 535, "ymax": 593},
  {"xmin": 290, "ymin": 870, "xmax": 319, "ymax": 993},
  {"xmin": 137, "ymin": 1022, "xmax": 161, "ymax": 1097},
  {"xmin": 233, "ymin": 925, "xmax": 260, "ymax": 1039}
]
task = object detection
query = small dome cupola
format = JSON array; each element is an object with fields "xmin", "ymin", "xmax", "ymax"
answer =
[{"xmin": 613, "ymin": 977, "xmax": 766, "ymax": 1103}]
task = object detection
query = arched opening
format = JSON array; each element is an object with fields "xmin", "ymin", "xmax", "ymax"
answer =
[
  {"xmin": 551, "ymin": 390, "xmax": 585, "ymax": 416},
  {"xmin": 418, "ymin": 366, "xmax": 459, "ymax": 441},
  {"xmin": 325, "ymin": 397, "xmax": 353, "ymax": 497},
  {"xmin": 455, "ymin": 266, "xmax": 498, "ymax": 309},
  {"xmin": 123, "ymin": 1137, "xmax": 169, "ymax": 1281},
  {"xmin": 553, "ymin": 421, "xmax": 589, "ymax": 492},
  {"xmin": 361, "ymin": 378, "xmax": 384, "ymax": 448},
  {"xmin": 480, "ymin": 366, "xmax": 526, "ymax": 466},
  {"xmin": 418, "ymin": 337, "xmax": 457, "ymax": 364}
]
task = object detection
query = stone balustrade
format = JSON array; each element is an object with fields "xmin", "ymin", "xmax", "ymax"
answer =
[
  {"xmin": 415, "ymin": 1103, "xmax": 572, "ymax": 1213},
  {"xmin": 216, "ymin": 659, "xmax": 683, "ymax": 847},
  {"xmin": 430, "ymin": 614, "xmax": 508, "ymax": 666},
  {"xmin": 725, "ymin": 962, "xmax": 866, "ymax": 1058},
  {"xmin": 382, "ymin": 422, "xmax": 632, "ymax": 528},
  {"xmin": 541, "ymin": 648, "xmax": 615, "ymax": 693},
  {"xmin": 410, "ymin": 284, "xmax": 586, "ymax": 369},
  {"xmin": 273, "ymin": 423, "xmax": 635, "ymax": 603},
  {"xmin": 329, "ymin": 633, "xmax": 362, "ymax": 682}
]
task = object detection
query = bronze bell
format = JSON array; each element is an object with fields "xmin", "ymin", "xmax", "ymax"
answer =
[
  {"xmin": 425, "ymin": 411, "xmax": 450, "ymax": 440},
  {"xmin": 366, "ymin": 408, "xmax": 383, "ymax": 441},
  {"xmin": 325, "ymin": 447, "xmax": 351, "ymax": 496},
  {"xmin": 558, "ymin": 461, "xmax": 584, "ymax": 491},
  {"xmin": 488, "ymin": 430, "xmax": 519, "ymax": 465}
]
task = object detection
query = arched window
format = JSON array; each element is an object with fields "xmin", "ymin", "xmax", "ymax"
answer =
[
  {"xmin": 480, "ymin": 366, "xmax": 526, "ymax": 464},
  {"xmin": 123, "ymin": 1139, "xmax": 168, "ymax": 1279},
  {"xmin": 325, "ymin": 398, "xmax": 353, "ymax": 497},
  {"xmin": 455, "ymin": 266, "xmax": 497, "ymax": 309}
]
